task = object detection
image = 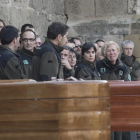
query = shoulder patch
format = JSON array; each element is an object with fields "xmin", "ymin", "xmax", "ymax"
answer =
[
  {"xmin": 119, "ymin": 70, "xmax": 123, "ymax": 76},
  {"xmin": 100, "ymin": 68, "xmax": 106, "ymax": 73},
  {"xmin": 23, "ymin": 60, "xmax": 29, "ymax": 65},
  {"xmin": 128, "ymin": 74, "xmax": 131, "ymax": 81}
]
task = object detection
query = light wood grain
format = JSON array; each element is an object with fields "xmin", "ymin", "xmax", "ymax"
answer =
[
  {"xmin": 0, "ymin": 81, "xmax": 109, "ymax": 100},
  {"xmin": 0, "ymin": 81, "xmax": 110, "ymax": 140},
  {"xmin": 0, "ymin": 130, "xmax": 110, "ymax": 140},
  {"xmin": 0, "ymin": 98, "xmax": 110, "ymax": 113}
]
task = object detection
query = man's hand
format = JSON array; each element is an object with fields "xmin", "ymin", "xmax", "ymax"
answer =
[{"xmin": 61, "ymin": 59, "xmax": 72, "ymax": 70}]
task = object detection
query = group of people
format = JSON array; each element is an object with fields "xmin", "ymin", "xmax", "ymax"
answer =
[{"xmin": 0, "ymin": 19, "xmax": 140, "ymax": 140}]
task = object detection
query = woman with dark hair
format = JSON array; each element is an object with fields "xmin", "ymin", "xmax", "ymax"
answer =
[
  {"xmin": 75, "ymin": 42, "xmax": 100, "ymax": 80},
  {"xmin": 68, "ymin": 48, "xmax": 77, "ymax": 69}
]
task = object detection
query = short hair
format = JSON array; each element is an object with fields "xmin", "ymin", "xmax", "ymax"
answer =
[
  {"xmin": 20, "ymin": 29, "xmax": 36, "ymax": 40},
  {"xmin": 68, "ymin": 37, "xmax": 82, "ymax": 45},
  {"xmin": 0, "ymin": 25, "xmax": 19, "ymax": 45},
  {"xmin": 21, "ymin": 24, "xmax": 35, "ymax": 32},
  {"xmin": 69, "ymin": 48, "xmax": 77, "ymax": 57},
  {"xmin": 82, "ymin": 42, "xmax": 97, "ymax": 55},
  {"xmin": 122, "ymin": 40, "xmax": 134, "ymax": 49},
  {"xmin": 0, "ymin": 19, "xmax": 5, "ymax": 26},
  {"xmin": 95, "ymin": 39, "xmax": 104, "ymax": 43},
  {"xmin": 63, "ymin": 45, "xmax": 70, "ymax": 51},
  {"xmin": 103, "ymin": 41, "xmax": 120, "ymax": 56},
  {"xmin": 47, "ymin": 22, "xmax": 69, "ymax": 40}
]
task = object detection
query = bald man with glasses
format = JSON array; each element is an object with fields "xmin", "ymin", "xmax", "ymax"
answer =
[{"xmin": 17, "ymin": 29, "xmax": 36, "ymax": 78}]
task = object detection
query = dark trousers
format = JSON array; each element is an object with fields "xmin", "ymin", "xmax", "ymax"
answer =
[{"xmin": 111, "ymin": 131, "xmax": 137, "ymax": 140}]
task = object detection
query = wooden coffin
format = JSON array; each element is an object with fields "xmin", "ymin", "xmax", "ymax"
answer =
[
  {"xmin": 0, "ymin": 80, "xmax": 110, "ymax": 140},
  {"xmin": 110, "ymin": 81, "xmax": 140, "ymax": 131}
]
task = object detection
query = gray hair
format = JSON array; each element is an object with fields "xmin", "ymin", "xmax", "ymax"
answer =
[{"xmin": 122, "ymin": 40, "xmax": 134, "ymax": 49}]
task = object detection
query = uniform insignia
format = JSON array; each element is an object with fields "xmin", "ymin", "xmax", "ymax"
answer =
[
  {"xmin": 119, "ymin": 70, "xmax": 123, "ymax": 76},
  {"xmin": 23, "ymin": 60, "xmax": 29, "ymax": 65},
  {"xmin": 100, "ymin": 68, "xmax": 106, "ymax": 73},
  {"xmin": 128, "ymin": 74, "xmax": 131, "ymax": 81}
]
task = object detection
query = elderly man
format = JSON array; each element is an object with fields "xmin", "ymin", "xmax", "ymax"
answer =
[{"xmin": 121, "ymin": 40, "xmax": 140, "ymax": 81}]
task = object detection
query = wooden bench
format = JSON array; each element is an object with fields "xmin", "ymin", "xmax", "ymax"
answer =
[
  {"xmin": 110, "ymin": 81, "xmax": 140, "ymax": 131},
  {"xmin": 0, "ymin": 80, "xmax": 110, "ymax": 140}
]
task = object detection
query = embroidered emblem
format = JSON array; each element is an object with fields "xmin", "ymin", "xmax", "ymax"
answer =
[
  {"xmin": 119, "ymin": 70, "xmax": 123, "ymax": 76},
  {"xmin": 23, "ymin": 60, "xmax": 29, "ymax": 65},
  {"xmin": 100, "ymin": 68, "xmax": 106, "ymax": 73}
]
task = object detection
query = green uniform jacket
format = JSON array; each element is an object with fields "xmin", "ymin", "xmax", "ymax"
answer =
[
  {"xmin": 96, "ymin": 58, "xmax": 131, "ymax": 81},
  {"xmin": 17, "ymin": 48, "xmax": 34, "ymax": 79},
  {"xmin": 121, "ymin": 54, "xmax": 140, "ymax": 81},
  {"xmin": 32, "ymin": 38, "xmax": 64, "ymax": 81},
  {"xmin": 75, "ymin": 59, "xmax": 101, "ymax": 80},
  {"xmin": 0, "ymin": 45, "xmax": 27, "ymax": 79}
]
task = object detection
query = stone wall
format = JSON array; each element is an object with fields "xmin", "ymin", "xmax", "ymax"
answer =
[
  {"xmin": 65, "ymin": 0, "xmax": 140, "ymax": 58},
  {"xmin": 0, "ymin": 0, "xmax": 67, "ymax": 42},
  {"xmin": 0, "ymin": 0, "xmax": 140, "ymax": 58}
]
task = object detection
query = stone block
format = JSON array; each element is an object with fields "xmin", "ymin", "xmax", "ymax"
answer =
[
  {"xmin": 11, "ymin": 0, "xmax": 29, "ymax": 7},
  {"xmin": 29, "ymin": 0, "xmax": 52, "ymax": 12},
  {"xmin": 103, "ymin": 35, "xmax": 124, "ymax": 47},
  {"xmin": 65, "ymin": 0, "xmax": 95, "ymax": 18},
  {"xmin": 73, "ymin": 20, "xmax": 108, "ymax": 37},
  {"xmin": 86, "ymin": 36, "xmax": 104, "ymax": 43},
  {"xmin": 35, "ymin": 12, "xmax": 49, "ymax": 39},
  {"xmin": 131, "ymin": 23, "xmax": 140, "ymax": 34},
  {"xmin": 128, "ymin": 0, "xmax": 137, "ymax": 14},
  {"xmin": 109, "ymin": 15, "xmax": 131, "ymax": 24},
  {"xmin": 29, "ymin": 0, "xmax": 65, "ymax": 15},
  {"xmin": 86, "ymin": 35, "xmax": 124, "ymax": 48},
  {"xmin": 108, "ymin": 24, "xmax": 129, "ymax": 35},
  {"xmin": 0, "ymin": 6, "xmax": 9, "ymax": 25},
  {"xmin": 52, "ymin": 0, "xmax": 65, "ymax": 15},
  {"xmin": 95, "ymin": 0, "xmax": 128, "ymax": 17},
  {"xmin": 0, "ymin": 0, "xmax": 9, "ymax": 4},
  {"xmin": 9, "ymin": 7, "xmax": 37, "ymax": 30}
]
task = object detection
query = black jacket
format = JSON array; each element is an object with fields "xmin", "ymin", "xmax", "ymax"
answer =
[
  {"xmin": 32, "ymin": 38, "xmax": 64, "ymax": 81},
  {"xmin": 121, "ymin": 53, "xmax": 140, "ymax": 81},
  {"xmin": 17, "ymin": 48, "xmax": 34, "ymax": 79},
  {"xmin": 0, "ymin": 45, "xmax": 27, "ymax": 79},
  {"xmin": 75, "ymin": 59, "xmax": 100, "ymax": 80},
  {"xmin": 96, "ymin": 58, "xmax": 131, "ymax": 81}
]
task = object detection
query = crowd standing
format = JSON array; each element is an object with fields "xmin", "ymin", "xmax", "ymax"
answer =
[{"xmin": 0, "ymin": 19, "xmax": 140, "ymax": 140}]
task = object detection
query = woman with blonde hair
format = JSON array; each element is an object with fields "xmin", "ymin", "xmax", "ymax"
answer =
[
  {"xmin": 96, "ymin": 41, "xmax": 133, "ymax": 140},
  {"xmin": 96, "ymin": 41, "xmax": 131, "ymax": 81}
]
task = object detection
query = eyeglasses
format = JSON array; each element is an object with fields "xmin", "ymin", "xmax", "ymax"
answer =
[
  {"xmin": 22, "ymin": 38, "xmax": 35, "ymax": 42},
  {"xmin": 75, "ymin": 44, "xmax": 82, "ymax": 48}
]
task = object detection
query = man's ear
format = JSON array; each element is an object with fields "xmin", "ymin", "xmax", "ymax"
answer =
[
  {"xmin": 13, "ymin": 37, "xmax": 17, "ymax": 44},
  {"xmin": 57, "ymin": 34, "xmax": 62, "ymax": 42}
]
